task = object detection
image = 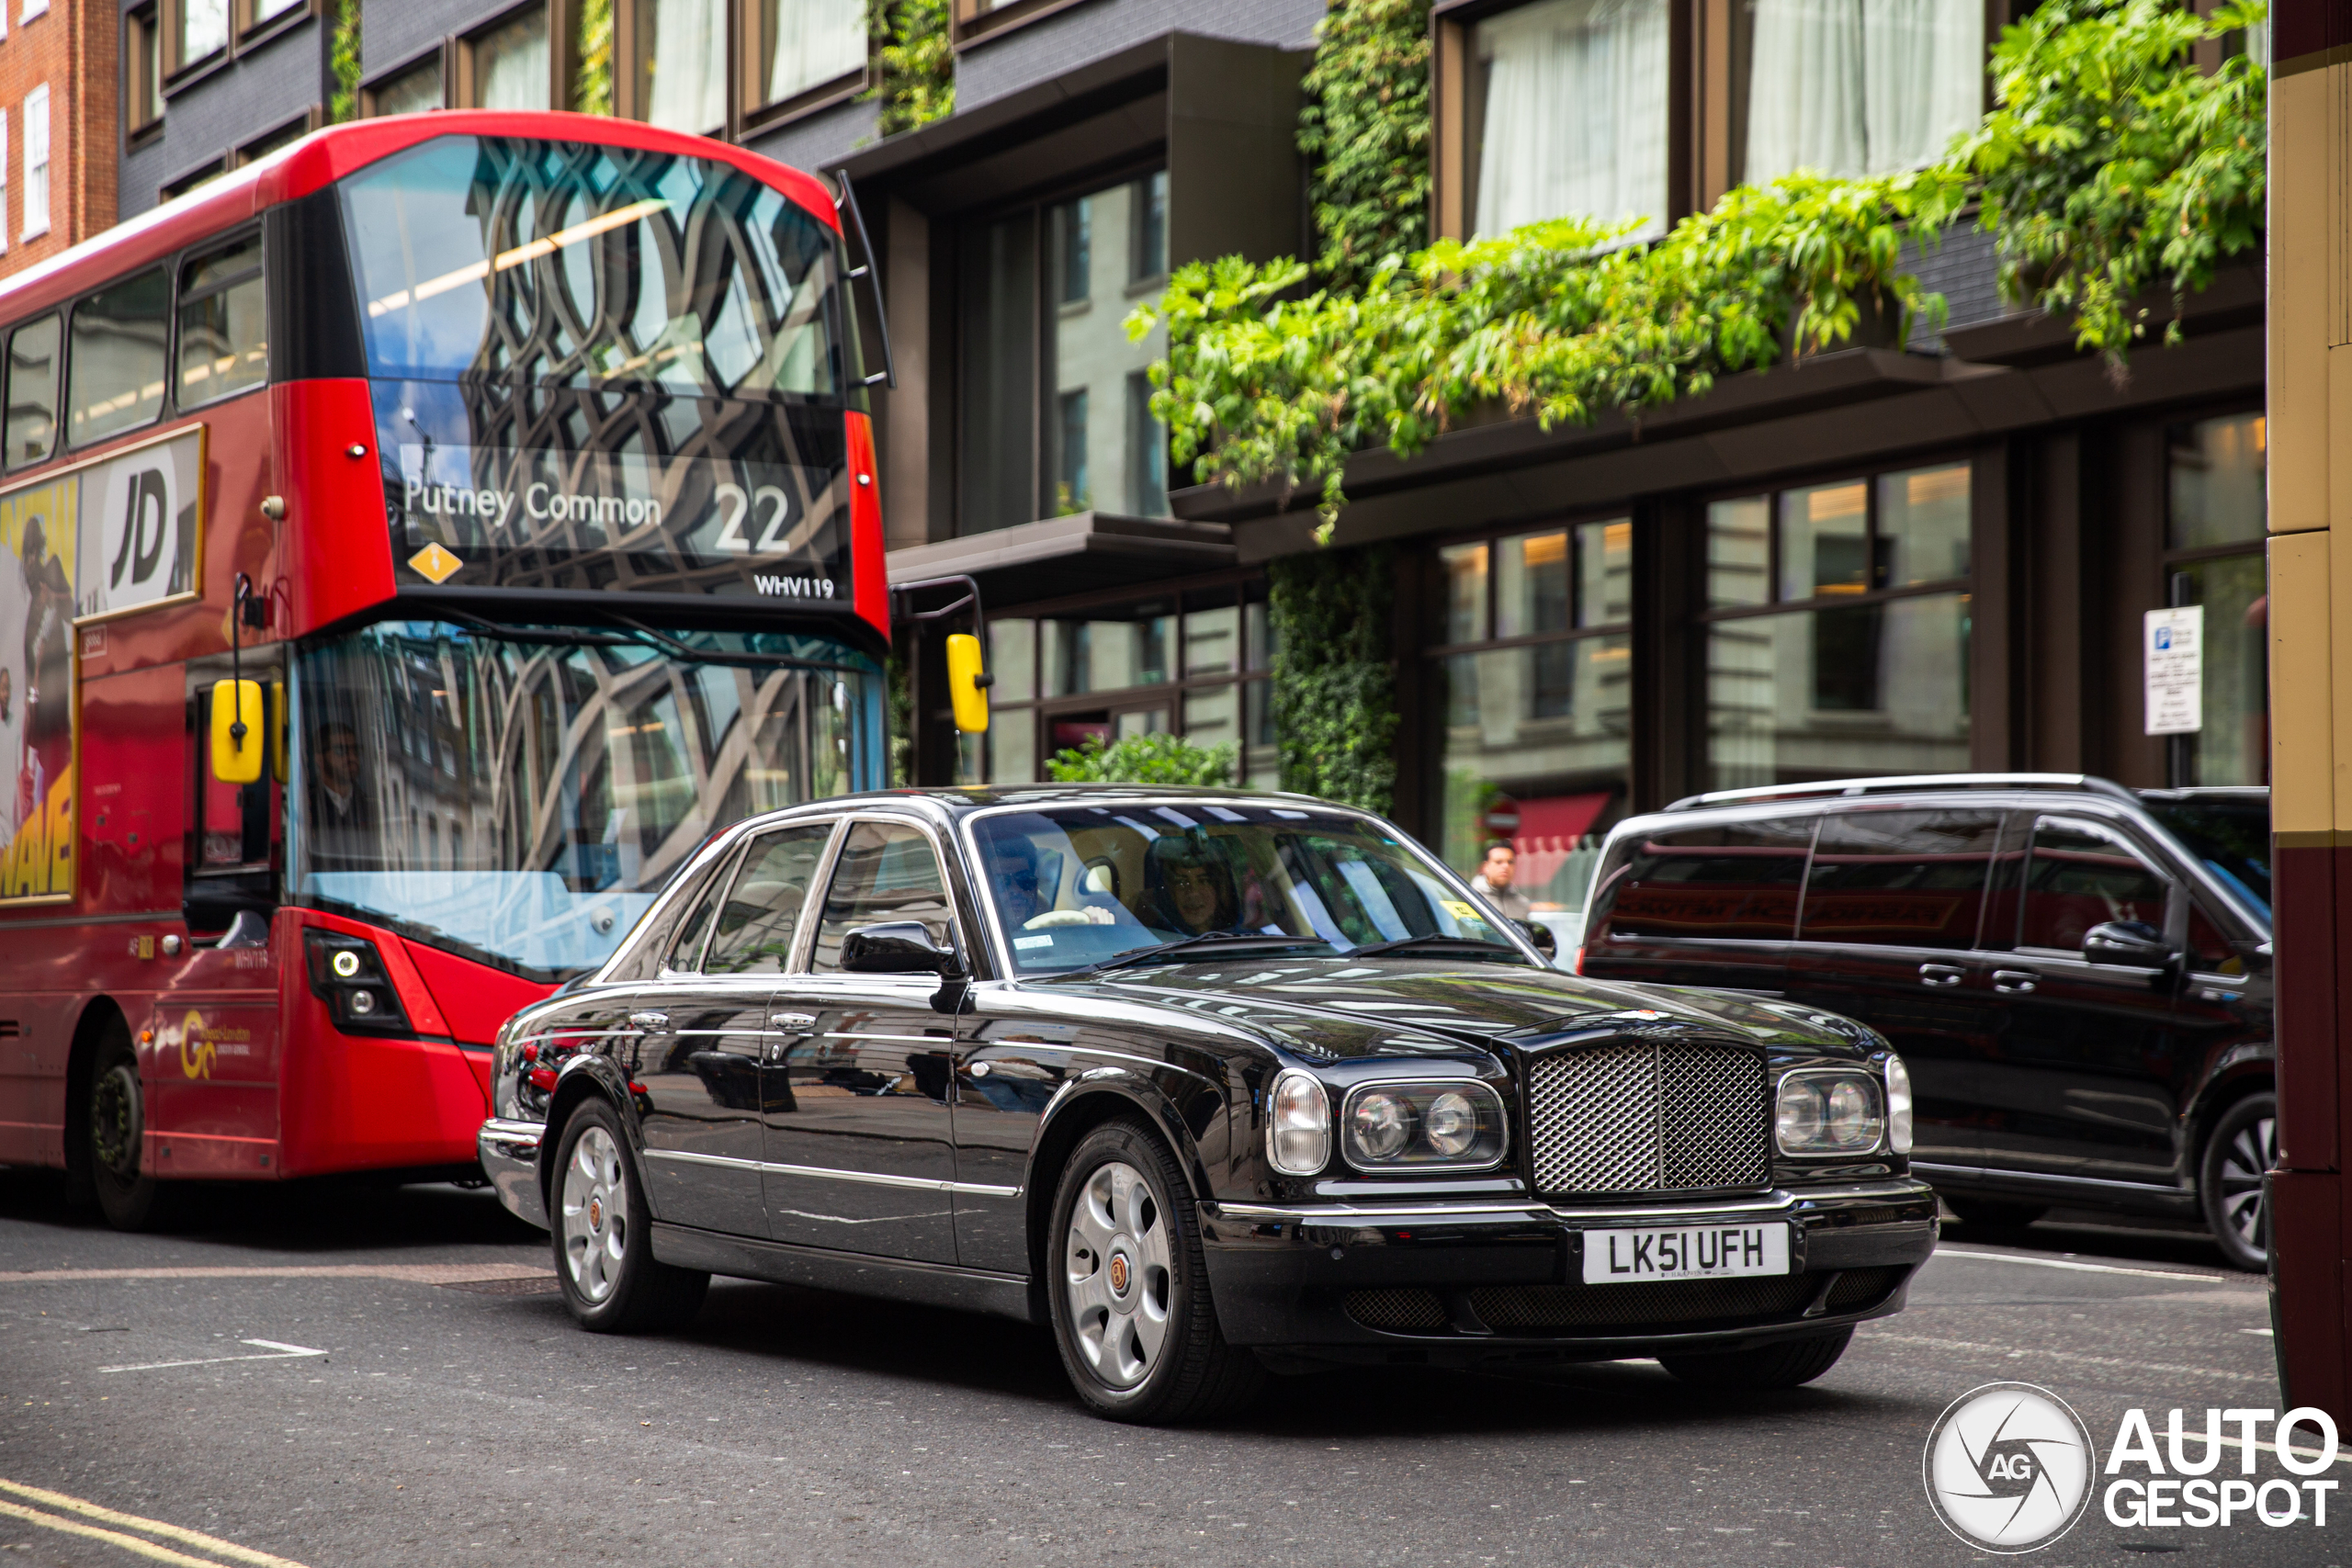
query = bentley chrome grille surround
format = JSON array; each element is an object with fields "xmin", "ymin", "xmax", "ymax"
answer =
[{"xmin": 1527, "ymin": 1040, "xmax": 1771, "ymax": 1196}]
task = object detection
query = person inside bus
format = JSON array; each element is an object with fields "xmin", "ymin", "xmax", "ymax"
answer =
[{"xmin": 308, "ymin": 720, "xmax": 375, "ymax": 870}]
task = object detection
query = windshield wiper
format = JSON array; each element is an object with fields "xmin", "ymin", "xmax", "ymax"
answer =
[
  {"xmin": 1076, "ymin": 931, "xmax": 1331, "ymax": 975},
  {"xmin": 1345, "ymin": 934, "xmax": 1524, "ymax": 960}
]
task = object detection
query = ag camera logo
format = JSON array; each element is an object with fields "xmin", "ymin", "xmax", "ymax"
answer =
[{"xmin": 1924, "ymin": 1382, "xmax": 2097, "ymax": 1551}]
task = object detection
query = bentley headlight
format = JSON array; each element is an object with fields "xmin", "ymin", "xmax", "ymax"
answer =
[
  {"xmin": 1883, "ymin": 1053, "xmax": 1915, "ymax": 1155},
  {"xmin": 1775, "ymin": 1069, "xmax": 1886, "ymax": 1156},
  {"xmin": 1268, "ymin": 1070, "xmax": 1331, "ymax": 1176},
  {"xmin": 1340, "ymin": 1080, "xmax": 1506, "ymax": 1171}
]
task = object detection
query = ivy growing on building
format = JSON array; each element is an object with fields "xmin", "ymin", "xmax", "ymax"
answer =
[
  {"xmin": 1268, "ymin": 546, "xmax": 1397, "ymax": 814},
  {"xmin": 869, "ymin": 0, "xmax": 955, "ymax": 137},
  {"xmin": 1296, "ymin": 0, "xmax": 1430, "ymax": 290},
  {"xmin": 573, "ymin": 0, "xmax": 616, "ymax": 115},
  {"xmin": 329, "ymin": 0, "xmax": 363, "ymax": 123},
  {"xmin": 1046, "ymin": 733, "xmax": 1238, "ymax": 786}
]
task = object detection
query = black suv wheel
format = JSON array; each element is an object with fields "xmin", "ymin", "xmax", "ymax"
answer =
[{"xmin": 2200, "ymin": 1091, "xmax": 2275, "ymax": 1272}]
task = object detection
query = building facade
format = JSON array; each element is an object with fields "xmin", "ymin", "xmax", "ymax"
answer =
[
  {"xmin": 112, "ymin": 0, "xmax": 2268, "ymax": 927},
  {"xmin": 0, "ymin": 0, "xmax": 117, "ymax": 277}
]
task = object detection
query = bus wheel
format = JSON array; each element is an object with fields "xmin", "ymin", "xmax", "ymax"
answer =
[
  {"xmin": 551, "ymin": 1098, "xmax": 707, "ymax": 1333},
  {"xmin": 88, "ymin": 1023, "xmax": 162, "ymax": 1231}
]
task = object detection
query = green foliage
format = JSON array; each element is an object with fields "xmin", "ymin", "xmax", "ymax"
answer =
[
  {"xmin": 1298, "ymin": 0, "xmax": 1430, "ymax": 290},
  {"xmin": 1136, "ymin": 0, "xmax": 2265, "ymax": 525},
  {"xmin": 1137, "ymin": 173, "xmax": 1963, "ymax": 527},
  {"xmin": 328, "ymin": 0, "xmax": 362, "ymax": 123},
  {"xmin": 1269, "ymin": 546, "xmax": 1396, "ymax": 813},
  {"xmin": 885, "ymin": 644, "xmax": 912, "ymax": 788},
  {"xmin": 870, "ymin": 0, "xmax": 955, "ymax": 136},
  {"xmin": 1046, "ymin": 732, "xmax": 1237, "ymax": 786},
  {"xmin": 1951, "ymin": 0, "xmax": 2267, "ymax": 373},
  {"xmin": 573, "ymin": 0, "xmax": 615, "ymax": 115}
]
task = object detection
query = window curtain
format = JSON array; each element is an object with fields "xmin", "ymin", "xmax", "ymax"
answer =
[
  {"xmin": 477, "ymin": 6, "xmax": 549, "ymax": 111},
  {"xmin": 768, "ymin": 0, "xmax": 865, "ymax": 104},
  {"xmin": 1742, "ymin": 0, "xmax": 1983, "ymax": 182},
  {"xmin": 645, "ymin": 0, "xmax": 727, "ymax": 131},
  {"xmin": 1474, "ymin": 0, "xmax": 1670, "ymax": 239}
]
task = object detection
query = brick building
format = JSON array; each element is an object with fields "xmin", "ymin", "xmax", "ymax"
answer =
[{"xmin": 0, "ymin": 0, "xmax": 115, "ymax": 276}]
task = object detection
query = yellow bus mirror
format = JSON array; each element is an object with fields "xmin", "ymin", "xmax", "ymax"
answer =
[
  {"xmin": 945, "ymin": 633, "xmax": 990, "ymax": 734},
  {"xmin": 270, "ymin": 681, "xmax": 287, "ymax": 783},
  {"xmin": 210, "ymin": 680, "xmax": 265, "ymax": 784}
]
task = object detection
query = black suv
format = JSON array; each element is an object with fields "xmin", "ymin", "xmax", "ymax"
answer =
[{"xmin": 1578, "ymin": 776, "xmax": 2273, "ymax": 1268}]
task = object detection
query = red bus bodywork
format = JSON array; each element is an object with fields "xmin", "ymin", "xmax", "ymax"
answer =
[{"xmin": 0, "ymin": 113, "xmax": 885, "ymax": 1187}]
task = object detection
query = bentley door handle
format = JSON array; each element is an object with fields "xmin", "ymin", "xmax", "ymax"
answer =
[
  {"xmin": 1917, "ymin": 964, "xmax": 1965, "ymax": 987},
  {"xmin": 770, "ymin": 1012, "xmax": 817, "ymax": 1032},
  {"xmin": 1990, "ymin": 971, "xmax": 2039, "ymax": 995},
  {"xmin": 628, "ymin": 1010, "xmax": 670, "ymax": 1032}
]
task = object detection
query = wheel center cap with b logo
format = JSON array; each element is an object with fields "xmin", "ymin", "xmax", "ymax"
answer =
[
  {"xmin": 588, "ymin": 1198, "xmax": 604, "ymax": 1230},
  {"xmin": 1108, "ymin": 1252, "xmax": 1131, "ymax": 1297}
]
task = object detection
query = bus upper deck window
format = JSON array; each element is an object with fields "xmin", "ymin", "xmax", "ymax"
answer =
[
  {"xmin": 177, "ymin": 236, "xmax": 265, "ymax": 408},
  {"xmin": 68, "ymin": 266, "xmax": 168, "ymax": 446},
  {"xmin": 5, "ymin": 314, "xmax": 59, "ymax": 467}
]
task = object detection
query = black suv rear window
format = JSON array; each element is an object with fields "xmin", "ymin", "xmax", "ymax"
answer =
[{"xmin": 1588, "ymin": 819, "xmax": 1814, "ymax": 942}]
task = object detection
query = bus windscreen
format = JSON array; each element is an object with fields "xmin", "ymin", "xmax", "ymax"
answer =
[
  {"xmin": 343, "ymin": 136, "xmax": 846, "ymax": 400},
  {"xmin": 295, "ymin": 620, "xmax": 878, "ymax": 978}
]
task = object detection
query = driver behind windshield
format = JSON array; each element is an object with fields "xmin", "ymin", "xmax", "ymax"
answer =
[{"xmin": 989, "ymin": 836, "xmax": 1116, "ymax": 930}]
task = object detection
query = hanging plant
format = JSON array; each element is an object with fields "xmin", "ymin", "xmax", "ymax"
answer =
[
  {"xmin": 1297, "ymin": 0, "xmax": 1431, "ymax": 290},
  {"xmin": 1269, "ymin": 546, "xmax": 1397, "ymax": 814},
  {"xmin": 328, "ymin": 0, "xmax": 363, "ymax": 123},
  {"xmin": 573, "ymin": 0, "xmax": 616, "ymax": 116},
  {"xmin": 868, "ymin": 0, "xmax": 955, "ymax": 136}
]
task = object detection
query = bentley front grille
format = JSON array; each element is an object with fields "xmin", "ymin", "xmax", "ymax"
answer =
[{"xmin": 1526, "ymin": 1041, "xmax": 1771, "ymax": 1196}]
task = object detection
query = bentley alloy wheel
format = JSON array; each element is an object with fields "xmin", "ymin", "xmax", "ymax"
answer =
[
  {"xmin": 560, "ymin": 1124, "xmax": 628, "ymax": 1304},
  {"xmin": 548, "ymin": 1097, "xmax": 709, "ymax": 1332},
  {"xmin": 1064, "ymin": 1159, "xmax": 1173, "ymax": 1387}
]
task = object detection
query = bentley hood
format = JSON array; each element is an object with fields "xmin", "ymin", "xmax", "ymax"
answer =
[{"xmin": 1027, "ymin": 957, "xmax": 1878, "ymax": 1062}]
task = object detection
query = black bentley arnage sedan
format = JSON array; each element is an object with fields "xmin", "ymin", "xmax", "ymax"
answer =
[{"xmin": 479, "ymin": 786, "xmax": 1937, "ymax": 1423}]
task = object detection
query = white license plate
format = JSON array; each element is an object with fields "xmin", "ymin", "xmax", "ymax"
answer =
[{"xmin": 1582, "ymin": 1223, "xmax": 1791, "ymax": 1284}]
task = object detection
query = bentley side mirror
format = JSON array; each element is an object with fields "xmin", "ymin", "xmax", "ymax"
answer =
[
  {"xmin": 842, "ymin": 921, "xmax": 959, "ymax": 975},
  {"xmin": 2083, "ymin": 919, "xmax": 2177, "ymax": 968},
  {"xmin": 1513, "ymin": 919, "xmax": 1558, "ymax": 960}
]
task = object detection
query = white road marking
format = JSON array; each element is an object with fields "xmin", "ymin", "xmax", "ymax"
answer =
[
  {"xmin": 98, "ymin": 1340, "xmax": 329, "ymax": 1375},
  {"xmin": 1930, "ymin": 1247, "xmax": 2229, "ymax": 1283},
  {"xmin": 1863, "ymin": 1332, "xmax": 2274, "ymax": 1385}
]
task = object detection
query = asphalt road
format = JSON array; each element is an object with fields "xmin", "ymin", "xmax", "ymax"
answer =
[{"xmin": 0, "ymin": 1172, "xmax": 2335, "ymax": 1568}]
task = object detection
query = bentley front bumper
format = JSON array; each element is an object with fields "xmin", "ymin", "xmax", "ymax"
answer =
[
  {"xmin": 478, "ymin": 1118, "xmax": 548, "ymax": 1230},
  {"xmin": 1196, "ymin": 1179, "xmax": 1939, "ymax": 1367}
]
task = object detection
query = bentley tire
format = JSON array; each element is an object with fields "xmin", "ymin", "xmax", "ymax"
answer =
[
  {"xmin": 88, "ymin": 1021, "xmax": 164, "ymax": 1232},
  {"xmin": 552, "ymin": 1098, "xmax": 708, "ymax": 1332},
  {"xmin": 1047, "ymin": 1120, "xmax": 1263, "ymax": 1424},
  {"xmin": 1941, "ymin": 1196, "xmax": 2049, "ymax": 1230},
  {"xmin": 2200, "ymin": 1091, "xmax": 2276, "ymax": 1272},
  {"xmin": 1659, "ymin": 1326, "xmax": 1853, "ymax": 1391}
]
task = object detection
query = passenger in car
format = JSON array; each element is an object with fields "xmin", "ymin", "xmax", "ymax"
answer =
[{"xmin": 1142, "ymin": 836, "xmax": 1243, "ymax": 935}]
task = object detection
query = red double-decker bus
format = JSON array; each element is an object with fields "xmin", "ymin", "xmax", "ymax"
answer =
[{"xmin": 0, "ymin": 112, "xmax": 889, "ymax": 1227}]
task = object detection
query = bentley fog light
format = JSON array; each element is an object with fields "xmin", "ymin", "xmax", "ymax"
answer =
[
  {"xmin": 1340, "ymin": 1080, "xmax": 1506, "ymax": 1171},
  {"xmin": 1268, "ymin": 1070, "xmax": 1331, "ymax": 1176},
  {"xmin": 1884, "ymin": 1053, "xmax": 1916, "ymax": 1154},
  {"xmin": 1775, "ymin": 1070, "xmax": 1885, "ymax": 1156}
]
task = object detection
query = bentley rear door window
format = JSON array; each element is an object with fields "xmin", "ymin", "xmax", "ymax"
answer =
[
  {"xmin": 705, "ymin": 823, "xmax": 833, "ymax": 974},
  {"xmin": 1797, "ymin": 809, "xmax": 1999, "ymax": 950},
  {"xmin": 809, "ymin": 822, "xmax": 956, "ymax": 968}
]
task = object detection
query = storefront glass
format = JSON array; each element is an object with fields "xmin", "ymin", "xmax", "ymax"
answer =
[
  {"xmin": 1431, "ymin": 519, "xmax": 1633, "ymax": 924},
  {"xmin": 1704, "ymin": 463, "xmax": 1972, "ymax": 789},
  {"xmin": 2165, "ymin": 413, "xmax": 2267, "ymax": 785}
]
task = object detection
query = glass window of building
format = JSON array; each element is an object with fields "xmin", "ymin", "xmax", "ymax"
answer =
[
  {"xmin": 1703, "ymin": 462, "xmax": 1972, "ymax": 791},
  {"xmin": 1733, "ymin": 0, "xmax": 1984, "ymax": 184},
  {"xmin": 960, "ymin": 578, "xmax": 1275, "ymax": 788},
  {"xmin": 128, "ymin": 9, "xmax": 164, "ymax": 135},
  {"xmin": 174, "ymin": 0, "xmax": 229, "ymax": 70},
  {"xmin": 958, "ymin": 172, "xmax": 1172, "ymax": 534},
  {"xmin": 369, "ymin": 57, "xmax": 445, "ymax": 116},
  {"xmin": 1465, "ymin": 0, "xmax": 1670, "ymax": 239},
  {"xmin": 639, "ymin": 0, "xmax": 727, "ymax": 132},
  {"xmin": 2164, "ymin": 412, "xmax": 2267, "ymax": 786},
  {"xmin": 250, "ymin": 0, "xmax": 303, "ymax": 30},
  {"xmin": 1430, "ymin": 519, "xmax": 1634, "ymax": 921},
  {"xmin": 469, "ymin": 5, "xmax": 549, "ymax": 110},
  {"xmin": 751, "ymin": 0, "xmax": 865, "ymax": 111}
]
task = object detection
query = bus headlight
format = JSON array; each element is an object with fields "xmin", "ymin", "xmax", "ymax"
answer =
[{"xmin": 304, "ymin": 931, "xmax": 414, "ymax": 1038}]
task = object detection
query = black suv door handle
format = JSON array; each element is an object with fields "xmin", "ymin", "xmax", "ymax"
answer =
[
  {"xmin": 770, "ymin": 1012, "xmax": 816, "ymax": 1032},
  {"xmin": 1918, "ymin": 964, "xmax": 1964, "ymax": 987},
  {"xmin": 628, "ymin": 1010, "xmax": 670, "ymax": 1032},
  {"xmin": 1991, "ymin": 970, "xmax": 2039, "ymax": 995}
]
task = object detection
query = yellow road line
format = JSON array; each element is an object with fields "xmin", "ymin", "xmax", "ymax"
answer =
[
  {"xmin": 0, "ymin": 1498, "xmax": 250, "ymax": 1568},
  {"xmin": 0, "ymin": 1482, "xmax": 311, "ymax": 1568}
]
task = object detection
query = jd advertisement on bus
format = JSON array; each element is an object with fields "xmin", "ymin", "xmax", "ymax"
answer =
[{"xmin": 0, "ymin": 426, "xmax": 200, "ymax": 904}]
